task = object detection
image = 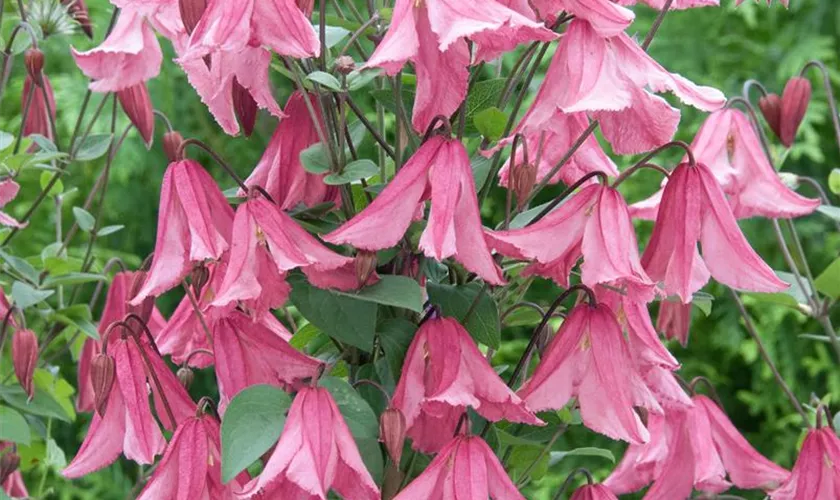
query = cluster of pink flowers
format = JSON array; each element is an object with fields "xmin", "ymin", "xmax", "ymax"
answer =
[{"xmin": 2, "ymin": 0, "xmax": 832, "ymax": 499}]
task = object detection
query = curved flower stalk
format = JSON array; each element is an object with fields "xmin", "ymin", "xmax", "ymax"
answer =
[
  {"xmin": 392, "ymin": 316, "xmax": 541, "ymax": 453},
  {"xmin": 326, "ymin": 136, "xmax": 505, "ymax": 285},
  {"xmin": 366, "ymin": 0, "xmax": 555, "ymax": 132},
  {"xmin": 238, "ymin": 386, "xmax": 380, "ymax": 499}
]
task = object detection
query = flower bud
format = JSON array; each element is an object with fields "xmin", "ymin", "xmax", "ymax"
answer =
[
  {"xmin": 12, "ymin": 329, "xmax": 38, "ymax": 400},
  {"xmin": 232, "ymin": 77, "xmax": 258, "ymax": 137},
  {"xmin": 379, "ymin": 407, "xmax": 406, "ymax": 465},
  {"xmin": 190, "ymin": 263, "xmax": 210, "ymax": 298},
  {"xmin": 24, "ymin": 49, "xmax": 44, "ymax": 87},
  {"xmin": 177, "ymin": 366, "xmax": 194, "ymax": 389},
  {"xmin": 297, "ymin": 0, "xmax": 314, "ymax": 16},
  {"xmin": 128, "ymin": 270, "xmax": 155, "ymax": 324},
  {"xmin": 117, "ymin": 83, "xmax": 155, "ymax": 148},
  {"xmin": 163, "ymin": 131, "xmax": 185, "ymax": 163},
  {"xmin": 758, "ymin": 93, "xmax": 782, "ymax": 142},
  {"xmin": 780, "ymin": 76, "xmax": 812, "ymax": 148},
  {"xmin": 91, "ymin": 353, "xmax": 116, "ymax": 416},
  {"xmin": 335, "ymin": 56, "xmax": 356, "ymax": 75},
  {"xmin": 0, "ymin": 451, "xmax": 20, "ymax": 485},
  {"xmin": 510, "ymin": 162, "xmax": 537, "ymax": 209},
  {"xmin": 179, "ymin": 0, "xmax": 208, "ymax": 35},
  {"xmin": 61, "ymin": 0, "xmax": 93, "ymax": 38},
  {"xmin": 355, "ymin": 251, "xmax": 377, "ymax": 288}
]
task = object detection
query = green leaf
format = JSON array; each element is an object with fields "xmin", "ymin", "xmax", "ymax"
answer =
[
  {"xmin": 748, "ymin": 271, "xmax": 813, "ymax": 311},
  {"xmin": 50, "ymin": 304, "xmax": 99, "ymax": 340},
  {"xmin": 829, "ymin": 168, "xmax": 840, "ymax": 195},
  {"xmin": 324, "ymin": 26, "xmax": 350, "ymax": 48},
  {"xmin": 323, "ymin": 159, "xmax": 379, "ymax": 185},
  {"xmin": 39, "ymin": 171, "xmax": 63, "ymax": 197},
  {"xmin": 462, "ymin": 78, "xmax": 507, "ymax": 135},
  {"xmin": 347, "ymin": 69, "xmax": 381, "ymax": 91},
  {"xmin": 371, "ymin": 88, "xmax": 415, "ymax": 116},
  {"xmin": 335, "ymin": 275, "xmax": 423, "ymax": 312},
  {"xmin": 0, "ymin": 131, "xmax": 13, "ymax": 151},
  {"xmin": 33, "ymin": 370, "xmax": 76, "ymax": 422},
  {"xmin": 221, "ymin": 385, "xmax": 292, "ymax": 483},
  {"xmin": 30, "ymin": 134, "xmax": 57, "ymax": 152},
  {"xmin": 815, "ymin": 257, "xmax": 840, "ymax": 299},
  {"xmin": 0, "ymin": 249, "xmax": 40, "ymax": 283},
  {"xmin": 817, "ymin": 205, "xmax": 840, "ymax": 222},
  {"xmin": 289, "ymin": 274, "xmax": 378, "ymax": 351},
  {"xmin": 472, "ymin": 156, "xmax": 493, "ymax": 192},
  {"xmin": 549, "ymin": 447, "xmax": 615, "ymax": 465},
  {"xmin": 502, "ymin": 307, "xmax": 543, "ymax": 327},
  {"xmin": 377, "ymin": 318, "xmax": 416, "ymax": 379},
  {"xmin": 300, "ymin": 143, "xmax": 331, "ymax": 174},
  {"xmin": 0, "ymin": 406, "xmax": 30, "ymax": 444},
  {"xmin": 473, "ymin": 107, "xmax": 508, "ymax": 142},
  {"xmin": 42, "ymin": 272, "xmax": 105, "ymax": 288},
  {"xmin": 11, "ymin": 281, "xmax": 53, "ymax": 309},
  {"xmin": 72, "ymin": 207, "xmax": 95, "ymax": 232},
  {"xmin": 45, "ymin": 438, "xmax": 67, "ymax": 470},
  {"xmin": 692, "ymin": 291, "xmax": 714, "ymax": 316},
  {"xmin": 427, "ymin": 282, "xmax": 501, "ymax": 348},
  {"xmin": 74, "ymin": 134, "xmax": 112, "ymax": 161},
  {"xmin": 307, "ymin": 71, "xmax": 342, "ymax": 91},
  {"xmin": 96, "ymin": 224, "xmax": 124, "ymax": 237},
  {"xmin": 0, "ymin": 385, "xmax": 72, "ymax": 422}
]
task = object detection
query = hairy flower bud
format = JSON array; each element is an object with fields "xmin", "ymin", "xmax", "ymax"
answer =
[
  {"xmin": 24, "ymin": 49, "xmax": 45, "ymax": 87},
  {"xmin": 779, "ymin": 76, "xmax": 811, "ymax": 148},
  {"xmin": 62, "ymin": 0, "xmax": 93, "ymax": 38},
  {"xmin": 758, "ymin": 93, "xmax": 782, "ymax": 142},
  {"xmin": 379, "ymin": 407, "xmax": 406, "ymax": 465},
  {"xmin": 232, "ymin": 77, "xmax": 258, "ymax": 137},
  {"xmin": 355, "ymin": 251, "xmax": 377, "ymax": 288},
  {"xmin": 510, "ymin": 162, "xmax": 537, "ymax": 208},
  {"xmin": 177, "ymin": 366, "xmax": 194, "ymax": 389},
  {"xmin": 0, "ymin": 451, "xmax": 20, "ymax": 485},
  {"xmin": 335, "ymin": 56, "xmax": 356, "ymax": 75},
  {"xmin": 117, "ymin": 83, "xmax": 155, "ymax": 148},
  {"xmin": 163, "ymin": 131, "xmax": 185, "ymax": 163},
  {"xmin": 91, "ymin": 353, "xmax": 116, "ymax": 416},
  {"xmin": 12, "ymin": 329, "xmax": 38, "ymax": 400},
  {"xmin": 179, "ymin": 0, "xmax": 207, "ymax": 35}
]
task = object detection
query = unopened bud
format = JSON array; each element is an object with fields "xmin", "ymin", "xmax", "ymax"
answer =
[
  {"xmin": 128, "ymin": 271, "xmax": 155, "ymax": 323},
  {"xmin": 62, "ymin": 0, "xmax": 93, "ymax": 38},
  {"xmin": 163, "ymin": 131, "xmax": 185, "ymax": 163},
  {"xmin": 232, "ymin": 78, "xmax": 257, "ymax": 137},
  {"xmin": 12, "ymin": 329, "xmax": 38, "ymax": 400},
  {"xmin": 335, "ymin": 56, "xmax": 356, "ymax": 75},
  {"xmin": 355, "ymin": 251, "xmax": 377, "ymax": 288},
  {"xmin": 177, "ymin": 366, "xmax": 195, "ymax": 389},
  {"xmin": 91, "ymin": 353, "xmax": 116, "ymax": 416},
  {"xmin": 510, "ymin": 163, "xmax": 537, "ymax": 209},
  {"xmin": 179, "ymin": 0, "xmax": 208, "ymax": 35},
  {"xmin": 117, "ymin": 83, "xmax": 155, "ymax": 148},
  {"xmin": 379, "ymin": 408, "xmax": 406, "ymax": 465},
  {"xmin": 758, "ymin": 93, "xmax": 782, "ymax": 143},
  {"xmin": 0, "ymin": 451, "xmax": 20, "ymax": 485},
  {"xmin": 190, "ymin": 264, "xmax": 210, "ymax": 298},
  {"xmin": 24, "ymin": 49, "xmax": 44, "ymax": 87},
  {"xmin": 780, "ymin": 76, "xmax": 812, "ymax": 148}
]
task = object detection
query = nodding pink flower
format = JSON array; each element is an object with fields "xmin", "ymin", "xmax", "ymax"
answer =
[
  {"xmin": 491, "ymin": 109, "xmax": 619, "ymax": 188},
  {"xmin": 326, "ymin": 136, "xmax": 505, "ymax": 285},
  {"xmin": 366, "ymin": 0, "xmax": 555, "ymax": 132},
  {"xmin": 524, "ymin": 20, "xmax": 724, "ymax": 155},
  {"xmin": 640, "ymin": 162, "xmax": 787, "ymax": 303},
  {"xmin": 518, "ymin": 303, "xmax": 661, "ymax": 444},
  {"xmin": 22, "ymin": 74, "xmax": 56, "ymax": 143},
  {"xmin": 211, "ymin": 309, "xmax": 322, "ymax": 412},
  {"xmin": 131, "ymin": 160, "xmax": 234, "ymax": 303},
  {"xmin": 0, "ymin": 180, "xmax": 26, "ymax": 228},
  {"xmin": 72, "ymin": 9, "xmax": 162, "ymax": 92},
  {"xmin": 137, "ymin": 414, "xmax": 246, "ymax": 500},
  {"xmin": 530, "ymin": 0, "xmax": 634, "ymax": 37},
  {"xmin": 657, "ymin": 300, "xmax": 692, "ymax": 347},
  {"xmin": 243, "ymin": 92, "xmax": 339, "ymax": 210},
  {"xmin": 239, "ymin": 386, "xmax": 380, "ymax": 500},
  {"xmin": 570, "ymin": 483, "xmax": 619, "ymax": 500},
  {"xmin": 393, "ymin": 317, "xmax": 542, "ymax": 453},
  {"xmin": 1, "ymin": 442, "xmax": 27, "ymax": 498},
  {"xmin": 395, "ymin": 435, "xmax": 525, "ymax": 500},
  {"xmin": 117, "ymin": 83, "xmax": 155, "ymax": 147},
  {"xmin": 619, "ymin": 0, "xmax": 720, "ymax": 9},
  {"xmin": 486, "ymin": 184, "xmax": 655, "ymax": 299},
  {"xmin": 771, "ymin": 425, "xmax": 840, "ymax": 499},
  {"xmin": 64, "ymin": 335, "xmax": 195, "ymax": 478},
  {"xmin": 78, "ymin": 271, "xmax": 167, "ymax": 413}
]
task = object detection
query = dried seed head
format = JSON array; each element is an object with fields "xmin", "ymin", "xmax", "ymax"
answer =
[
  {"xmin": 379, "ymin": 407, "xmax": 407, "ymax": 465},
  {"xmin": 91, "ymin": 353, "xmax": 116, "ymax": 416},
  {"xmin": 335, "ymin": 56, "xmax": 356, "ymax": 75},
  {"xmin": 12, "ymin": 329, "xmax": 38, "ymax": 400}
]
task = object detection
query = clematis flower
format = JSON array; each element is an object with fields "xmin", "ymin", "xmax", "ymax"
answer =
[
  {"xmin": 64, "ymin": 334, "xmax": 195, "ymax": 478},
  {"xmin": 211, "ymin": 309, "xmax": 323, "ymax": 411},
  {"xmin": 570, "ymin": 483, "xmax": 619, "ymax": 500},
  {"xmin": 395, "ymin": 435, "xmax": 524, "ymax": 500},
  {"xmin": 243, "ymin": 91, "xmax": 339, "ymax": 210},
  {"xmin": 22, "ymin": 74, "xmax": 56, "ymax": 144},
  {"xmin": 530, "ymin": 0, "xmax": 634, "ymax": 37},
  {"xmin": 486, "ymin": 184, "xmax": 655, "ymax": 299},
  {"xmin": 771, "ymin": 425, "xmax": 840, "ymax": 499},
  {"xmin": 523, "ymin": 19, "xmax": 724, "ymax": 155},
  {"xmin": 326, "ymin": 136, "xmax": 504, "ymax": 285},
  {"xmin": 393, "ymin": 316, "xmax": 541, "ymax": 453},
  {"xmin": 72, "ymin": 9, "xmax": 162, "ymax": 92},
  {"xmin": 77, "ymin": 271, "xmax": 167, "ymax": 413},
  {"xmin": 657, "ymin": 299, "xmax": 692, "ymax": 346},
  {"xmin": 131, "ymin": 160, "xmax": 234, "ymax": 303},
  {"xmin": 137, "ymin": 414, "xmax": 246, "ymax": 499},
  {"xmin": 640, "ymin": 162, "xmax": 788, "ymax": 303},
  {"xmin": 0, "ymin": 181, "xmax": 26, "ymax": 229},
  {"xmin": 238, "ymin": 386, "xmax": 379, "ymax": 499},
  {"xmin": 366, "ymin": 0, "xmax": 555, "ymax": 132},
  {"xmin": 518, "ymin": 303, "xmax": 661, "ymax": 444}
]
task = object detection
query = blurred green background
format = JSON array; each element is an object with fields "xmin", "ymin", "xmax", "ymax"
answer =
[{"xmin": 1, "ymin": 0, "xmax": 840, "ymax": 498}]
